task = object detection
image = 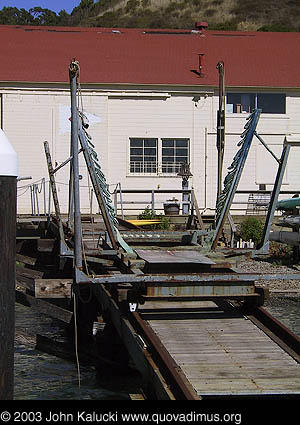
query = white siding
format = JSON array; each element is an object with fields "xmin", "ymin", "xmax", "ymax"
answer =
[
  {"xmin": 108, "ymin": 94, "xmax": 212, "ymax": 213},
  {"xmin": 1, "ymin": 87, "xmax": 300, "ymax": 216}
]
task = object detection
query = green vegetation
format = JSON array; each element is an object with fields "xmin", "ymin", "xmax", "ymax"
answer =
[
  {"xmin": 137, "ymin": 205, "xmax": 157, "ymax": 220},
  {"xmin": 137, "ymin": 206, "xmax": 170, "ymax": 230},
  {"xmin": 240, "ymin": 217, "xmax": 264, "ymax": 248},
  {"xmin": 1, "ymin": 0, "xmax": 300, "ymax": 31}
]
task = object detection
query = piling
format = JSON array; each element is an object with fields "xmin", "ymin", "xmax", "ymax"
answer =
[{"xmin": 0, "ymin": 129, "xmax": 18, "ymax": 400}]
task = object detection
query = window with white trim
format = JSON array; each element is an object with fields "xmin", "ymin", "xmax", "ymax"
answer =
[
  {"xmin": 129, "ymin": 138, "xmax": 189, "ymax": 175},
  {"xmin": 130, "ymin": 138, "xmax": 158, "ymax": 174},
  {"xmin": 226, "ymin": 93, "xmax": 286, "ymax": 114},
  {"xmin": 162, "ymin": 138, "xmax": 189, "ymax": 174}
]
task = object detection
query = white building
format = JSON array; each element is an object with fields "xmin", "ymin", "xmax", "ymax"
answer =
[{"xmin": 1, "ymin": 24, "xmax": 300, "ymax": 216}]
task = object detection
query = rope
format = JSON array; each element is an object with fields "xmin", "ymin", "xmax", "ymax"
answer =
[
  {"xmin": 17, "ymin": 187, "xmax": 30, "ymax": 197},
  {"xmin": 72, "ymin": 285, "xmax": 81, "ymax": 391}
]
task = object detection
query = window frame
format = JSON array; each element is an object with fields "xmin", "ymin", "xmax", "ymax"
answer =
[
  {"xmin": 128, "ymin": 137, "xmax": 190, "ymax": 176},
  {"xmin": 226, "ymin": 92, "xmax": 286, "ymax": 115},
  {"xmin": 161, "ymin": 138, "xmax": 190, "ymax": 174},
  {"xmin": 129, "ymin": 137, "xmax": 158, "ymax": 175}
]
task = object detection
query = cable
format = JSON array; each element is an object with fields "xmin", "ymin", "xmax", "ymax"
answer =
[{"xmin": 72, "ymin": 284, "xmax": 81, "ymax": 391}]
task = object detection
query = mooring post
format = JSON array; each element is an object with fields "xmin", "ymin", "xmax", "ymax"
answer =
[{"xmin": 0, "ymin": 129, "xmax": 18, "ymax": 400}]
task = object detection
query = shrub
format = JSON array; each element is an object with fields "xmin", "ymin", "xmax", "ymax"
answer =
[
  {"xmin": 240, "ymin": 217, "xmax": 264, "ymax": 247},
  {"xmin": 137, "ymin": 206, "xmax": 170, "ymax": 229},
  {"xmin": 138, "ymin": 205, "xmax": 157, "ymax": 220}
]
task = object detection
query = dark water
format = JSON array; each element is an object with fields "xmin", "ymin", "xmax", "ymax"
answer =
[
  {"xmin": 265, "ymin": 295, "xmax": 300, "ymax": 338},
  {"xmin": 14, "ymin": 303, "xmax": 132, "ymax": 400},
  {"xmin": 14, "ymin": 296, "xmax": 300, "ymax": 400}
]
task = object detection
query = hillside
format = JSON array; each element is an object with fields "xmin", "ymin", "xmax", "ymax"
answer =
[
  {"xmin": 76, "ymin": 0, "xmax": 300, "ymax": 31},
  {"xmin": 1, "ymin": 0, "xmax": 300, "ymax": 31},
  {"xmin": 84, "ymin": 0, "xmax": 300, "ymax": 31}
]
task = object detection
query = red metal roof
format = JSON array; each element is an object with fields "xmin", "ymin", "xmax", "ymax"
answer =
[{"xmin": 0, "ymin": 25, "xmax": 300, "ymax": 88}]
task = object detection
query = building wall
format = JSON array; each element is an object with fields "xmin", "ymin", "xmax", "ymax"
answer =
[
  {"xmin": 107, "ymin": 92, "xmax": 212, "ymax": 215},
  {"xmin": 1, "ymin": 87, "xmax": 300, "ymax": 216}
]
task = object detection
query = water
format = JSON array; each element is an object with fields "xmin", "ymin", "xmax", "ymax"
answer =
[
  {"xmin": 14, "ymin": 296, "xmax": 300, "ymax": 400},
  {"xmin": 265, "ymin": 295, "xmax": 300, "ymax": 338},
  {"xmin": 14, "ymin": 303, "xmax": 133, "ymax": 400}
]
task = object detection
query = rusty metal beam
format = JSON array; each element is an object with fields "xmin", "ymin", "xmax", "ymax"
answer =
[{"xmin": 92, "ymin": 272, "xmax": 300, "ymax": 285}]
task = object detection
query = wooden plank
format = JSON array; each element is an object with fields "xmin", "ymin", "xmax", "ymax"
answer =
[
  {"xmin": 16, "ymin": 265, "xmax": 44, "ymax": 293},
  {"xmin": 37, "ymin": 238, "xmax": 55, "ymax": 253},
  {"xmin": 136, "ymin": 249, "xmax": 215, "ymax": 264},
  {"xmin": 16, "ymin": 253, "xmax": 37, "ymax": 266},
  {"xmin": 15, "ymin": 290, "xmax": 73, "ymax": 323},
  {"xmin": 35, "ymin": 334, "xmax": 125, "ymax": 368},
  {"xmin": 35, "ymin": 278, "xmax": 72, "ymax": 298},
  {"xmin": 16, "ymin": 265, "xmax": 44, "ymax": 278},
  {"xmin": 148, "ymin": 315, "xmax": 300, "ymax": 396},
  {"xmin": 191, "ymin": 189, "xmax": 204, "ymax": 229},
  {"xmin": 129, "ymin": 394, "xmax": 145, "ymax": 400},
  {"xmin": 16, "ymin": 274, "xmax": 35, "ymax": 293},
  {"xmin": 85, "ymin": 255, "xmax": 114, "ymax": 266}
]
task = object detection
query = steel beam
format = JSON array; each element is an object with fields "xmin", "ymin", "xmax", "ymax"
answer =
[
  {"xmin": 91, "ymin": 272, "xmax": 300, "ymax": 285},
  {"xmin": 258, "ymin": 142, "xmax": 291, "ymax": 253}
]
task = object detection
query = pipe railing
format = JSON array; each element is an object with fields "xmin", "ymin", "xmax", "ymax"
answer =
[{"xmin": 16, "ymin": 179, "xmax": 300, "ymax": 218}]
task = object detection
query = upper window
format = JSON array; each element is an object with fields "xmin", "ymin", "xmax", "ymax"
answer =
[
  {"xmin": 257, "ymin": 93, "xmax": 286, "ymax": 114},
  {"xmin": 130, "ymin": 138, "xmax": 157, "ymax": 174},
  {"xmin": 162, "ymin": 139, "xmax": 189, "ymax": 174},
  {"xmin": 226, "ymin": 93, "xmax": 286, "ymax": 114}
]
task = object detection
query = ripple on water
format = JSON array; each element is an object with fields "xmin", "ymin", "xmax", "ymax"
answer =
[
  {"xmin": 264, "ymin": 295, "xmax": 300, "ymax": 338},
  {"xmin": 14, "ymin": 303, "xmax": 130, "ymax": 400}
]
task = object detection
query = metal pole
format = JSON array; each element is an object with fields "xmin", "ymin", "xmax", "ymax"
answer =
[
  {"xmin": 69, "ymin": 59, "xmax": 83, "ymax": 271},
  {"xmin": 119, "ymin": 183, "xmax": 124, "ymax": 220},
  {"xmin": 0, "ymin": 129, "xmax": 17, "ymax": 400},
  {"xmin": 216, "ymin": 61, "xmax": 225, "ymax": 202},
  {"xmin": 43, "ymin": 178, "xmax": 46, "ymax": 216},
  {"xmin": 35, "ymin": 184, "xmax": 40, "ymax": 216},
  {"xmin": 182, "ymin": 178, "xmax": 189, "ymax": 215},
  {"xmin": 151, "ymin": 190, "xmax": 155, "ymax": 213},
  {"xmin": 258, "ymin": 143, "xmax": 291, "ymax": 253}
]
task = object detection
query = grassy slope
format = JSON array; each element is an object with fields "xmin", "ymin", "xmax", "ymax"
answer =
[{"xmin": 77, "ymin": 0, "xmax": 300, "ymax": 31}]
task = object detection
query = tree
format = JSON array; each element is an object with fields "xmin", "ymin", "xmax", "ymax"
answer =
[
  {"xmin": 0, "ymin": 7, "xmax": 35, "ymax": 25},
  {"xmin": 58, "ymin": 10, "xmax": 71, "ymax": 26},
  {"xmin": 29, "ymin": 7, "xmax": 59, "ymax": 26},
  {"xmin": 71, "ymin": 0, "xmax": 96, "ymax": 25}
]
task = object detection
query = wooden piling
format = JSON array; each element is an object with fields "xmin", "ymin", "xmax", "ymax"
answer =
[{"xmin": 0, "ymin": 130, "xmax": 17, "ymax": 400}]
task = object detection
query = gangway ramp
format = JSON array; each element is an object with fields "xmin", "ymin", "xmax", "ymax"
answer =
[{"xmin": 138, "ymin": 300, "xmax": 300, "ymax": 398}]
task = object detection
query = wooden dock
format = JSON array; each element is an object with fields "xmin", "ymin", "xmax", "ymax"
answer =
[
  {"xmin": 15, "ymin": 217, "xmax": 300, "ymax": 400},
  {"xmin": 141, "ymin": 301, "xmax": 300, "ymax": 397}
]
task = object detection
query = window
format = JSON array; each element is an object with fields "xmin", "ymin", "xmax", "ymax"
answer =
[
  {"xmin": 130, "ymin": 138, "xmax": 157, "ymax": 173},
  {"xmin": 226, "ymin": 93, "xmax": 286, "ymax": 114},
  {"xmin": 129, "ymin": 138, "xmax": 190, "ymax": 175},
  {"xmin": 226, "ymin": 93, "xmax": 255, "ymax": 113},
  {"xmin": 257, "ymin": 93, "xmax": 285, "ymax": 114},
  {"xmin": 162, "ymin": 139, "xmax": 189, "ymax": 173}
]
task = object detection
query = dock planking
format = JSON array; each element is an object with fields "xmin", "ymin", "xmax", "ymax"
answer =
[
  {"xmin": 145, "ymin": 301, "xmax": 300, "ymax": 396},
  {"xmin": 35, "ymin": 279, "xmax": 72, "ymax": 298}
]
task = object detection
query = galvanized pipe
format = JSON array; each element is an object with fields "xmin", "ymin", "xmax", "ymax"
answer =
[
  {"xmin": 269, "ymin": 231, "xmax": 300, "ymax": 246},
  {"xmin": 69, "ymin": 60, "xmax": 83, "ymax": 270}
]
